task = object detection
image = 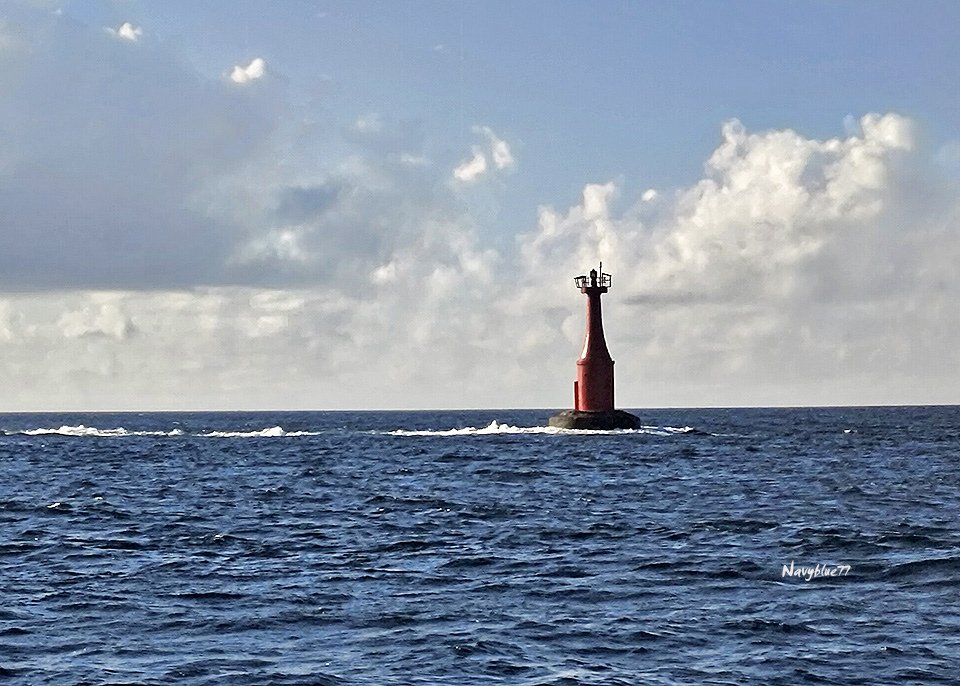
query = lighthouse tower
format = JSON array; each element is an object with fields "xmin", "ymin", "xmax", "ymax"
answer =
[
  {"xmin": 574, "ymin": 266, "xmax": 614, "ymax": 412},
  {"xmin": 548, "ymin": 264, "xmax": 642, "ymax": 430}
]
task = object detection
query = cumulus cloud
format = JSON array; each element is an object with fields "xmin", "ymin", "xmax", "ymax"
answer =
[
  {"xmin": 230, "ymin": 57, "xmax": 266, "ymax": 84},
  {"xmin": 452, "ymin": 125, "xmax": 514, "ymax": 182},
  {"xmin": 512, "ymin": 113, "xmax": 960, "ymax": 406},
  {"xmin": 453, "ymin": 147, "xmax": 488, "ymax": 182},
  {"xmin": 6, "ymin": 112, "xmax": 960, "ymax": 410},
  {"xmin": 475, "ymin": 125, "xmax": 515, "ymax": 170},
  {"xmin": 225, "ymin": 145, "xmax": 498, "ymax": 296},
  {"xmin": 107, "ymin": 21, "xmax": 142, "ymax": 42}
]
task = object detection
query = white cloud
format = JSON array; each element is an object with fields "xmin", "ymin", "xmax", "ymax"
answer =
[
  {"xmin": 582, "ymin": 182, "xmax": 616, "ymax": 220},
  {"xmin": 512, "ymin": 112, "xmax": 960, "ymax": 406},
  {"xmin": 107, "ymin": 22, "xmax": 142, "ymax": 42},
  {"xmin": 7, "ymin": 111, "xmax": 957, "ymax": 410},
  {"xmin": 371, "ymin": 262, "xmax": 398, "ymax": 285},
  {"xmin": 232, "ymin": 227, "xmax": 308, "ymax": 265},
  {"xmin": 0, "ymin": 302, "xmax": 15, "ymax": 341},
  {"xmin": 58, "ymin": 301, "xmax": 134, "ymax": 340},
  {"xmin": 452, "ymin": 125, "xmax": 515, "ymax": 182},
  {"xmin": 453, "ymin": 146, "xmax": 487, "ymax": 182},
  {"xmin": 230, "ymin": 57, "xmax": 266, "ymax": 84},
  {"xmin": 474, "ymin": 125, "xmax": 515, "ymax": 170}
]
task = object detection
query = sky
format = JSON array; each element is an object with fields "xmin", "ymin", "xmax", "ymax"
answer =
[{"xmin": 1, "ymin": 0, "xmax": 959, "ymax": 411}]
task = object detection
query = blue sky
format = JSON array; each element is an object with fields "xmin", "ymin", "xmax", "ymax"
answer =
[
  {"xmin": 1, "ymin": 0, "xmax": 959, "ymax": 409},
  {"xmin": 66, "ymin": 1, "xmax": 960, "ymax": 222}
]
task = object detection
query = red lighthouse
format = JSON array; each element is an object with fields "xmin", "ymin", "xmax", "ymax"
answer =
[
  {"xmin": 549, "ymin": 264, "xmax": 642, "ymax": 429},
  {"xmin": 574, "ymin": 266, "xmax": 614, "ymax": 412}
]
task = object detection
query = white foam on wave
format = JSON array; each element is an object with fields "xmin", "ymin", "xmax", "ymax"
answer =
[
  {"xmin": 662, "ymin": 426, "xmax": 699, "ymax": 435},
  {"xmin": 196, "ymin": 426, "xmax": 322, "ymax": 438},
  {"xmin": 387, "ymin": 420, "xmax": 700, "ymax": 437},
  {"xmin": 199, "ymin": 426, "xmax": 283, "ymax": 438},
  {"xmin": 198, "ymin": 426, "xmax": 286, "ymax": 438},
  {"xmin": 9, "ymin": 425, "xmax": 321, "ymax": 438},
  {"xmin": 7, "ymin": 422, "xmax": 701, "ymax": 439},
  {"xmin": 19, "ymin": 425, "xmax": 185, "ymax": 437}
]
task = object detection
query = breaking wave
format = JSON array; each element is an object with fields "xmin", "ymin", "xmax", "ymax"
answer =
[
  {"xmin": 4, "ymin": 422, "xmax": 703, "ymax": 439},
  {"xmin": 386, "ymin": 420, "xmax": 702, "ymax": 437},
  {"xmin": 196, "ymin": 427, "xmax": 322, "ymax": 438},
  {"xmin": 17, "ymin": 425, "xmax": 185, "ymax": 438},
  {"xmin": 4, "ymin": 425, "xmax": 321, "ymax": 438}
]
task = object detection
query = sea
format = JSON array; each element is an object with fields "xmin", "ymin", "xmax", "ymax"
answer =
[{"xmin": 2, "ymin": 406, "xmax": 959, "ymax": 685}]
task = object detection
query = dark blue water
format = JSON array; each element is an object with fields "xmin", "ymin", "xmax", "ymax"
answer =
[{"xmin": 2, "ymin": 407, "xmax": 959, "ymax": 685}]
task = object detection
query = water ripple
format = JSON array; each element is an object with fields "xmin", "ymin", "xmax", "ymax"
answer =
[{"xmin": 2, "ymin": 407, "xmax": 959, "ymax": 683}]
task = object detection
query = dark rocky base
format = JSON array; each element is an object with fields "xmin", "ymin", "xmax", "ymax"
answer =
[{"xmin": 547, "ymin": 409, "xmax": 643, "ymax": 430}]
